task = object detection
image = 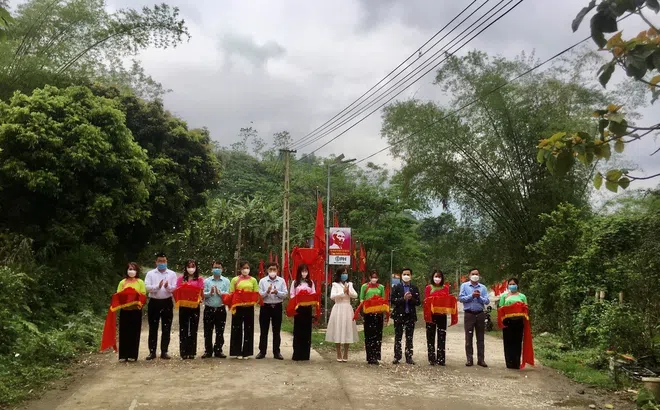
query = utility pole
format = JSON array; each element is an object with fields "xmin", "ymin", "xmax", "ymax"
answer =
[
  {"xmin": 235, "ymin": 220, "xmax": 242, "ymax": 275},
  {"xmin": 280, "ymin": 149, "xmax": 296, "ymax": 278}
]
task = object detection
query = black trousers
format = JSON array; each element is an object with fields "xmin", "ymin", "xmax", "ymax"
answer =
[
  {"xmin": 464, "ymin": 311, "xmax": 486, "ymax": 363},
  {"xmin": 179, "ymin": 306, "xmax": 200, "ymax": 358},
  {"xmin": 363, "ymin": 313, "xmax": 383, "ymax": 363},
  {"xmin": 203, "ymin": 306, "xmax": 227, "ymax": 355},
  {"xmin": 147, "ymin": 298, "xmax": 173, "ymax": 354},
  {"xmin": 426, "ymin": 314, "xmax": 447, "ymax": 364},
  {"xmin": 230, "ymin": 306, "xmax": 254, "ymax": 357},
  {"xmin": 292, "ymin": 306, "xmax": 313, "ymax": 361},
  {"xmin": 502, "ymin": 318, "xmax": 524, "ymax": 369},
  {"xmin": 394, "ymin": 313, "xmax": 415, "ymax": 361},
  {"xmin": 259, "ymin": 303, "xmax": 283, "ymax": 355},
  {"xmin": 118, "ymin": 308, "xmax": 142, "ymax": 360}
]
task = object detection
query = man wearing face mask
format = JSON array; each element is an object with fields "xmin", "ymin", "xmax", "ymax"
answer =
[
  {"xmin": 459, "ymin": 268, "xmax": 490, "ymax": 367},
  {"xmin": 144, "ymin": 252, "xmax": 178, "ymax": 360},
  {"xmin": 257, "ymin": 263, "xmax": 288, "ymax": 360},
  {"xmin": 202, "ymin": 261, "xmax": 230, "ymax": 359},
  {"xmin": 390, "ymin": 268, "xmax": 421, "ymax": 365}
]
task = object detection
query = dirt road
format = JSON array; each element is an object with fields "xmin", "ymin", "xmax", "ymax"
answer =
[{"xmin": 20, "ymin": 306, "xmax": 633, "ymax": 410}]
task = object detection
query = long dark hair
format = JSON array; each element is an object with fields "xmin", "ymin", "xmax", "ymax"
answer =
[
  {"xmin": 294, "ymin": 264, "xmax": 312, "ymax": 288},
  {"xmin": 183, "ymin": 259, "xmax": 199, "ymax": 282},
  {"xmin": 430, "ymin": 270, "xmax": 444, "ymax": 287},
  {"xmin": 334, "ymin": 267, "xmax": 348, "ymax": 283}
]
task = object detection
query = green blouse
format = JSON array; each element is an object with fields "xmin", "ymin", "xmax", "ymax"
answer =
[
  {"xmin": 360, "ymin": 283, "xmax": 385, "ymax": 302},
  {"xmin": 499, "ymin": 292, "xmax": 528, "ymax": 307}
]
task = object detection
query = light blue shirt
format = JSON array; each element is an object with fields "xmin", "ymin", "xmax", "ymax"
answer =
[
  {"xmin": 204, "ymin": 275, "xmax": 231, "ymax": 307},
  {"xmin": 258, "ymin": 276, "xmax": 288, "ymax": 305},
  {"xmin": 459, "ymin": 282, "xmax": 490, "ymax": 312}
]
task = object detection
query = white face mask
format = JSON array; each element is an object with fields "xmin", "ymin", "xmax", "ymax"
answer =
[
  {"xmin": 402, "ymin": 274, "xmax": 411, "ymax": 283},
  {"xmin": 470, "ymin": 275, "xmax": 480, "ymax": 283},
  {"xmin": 370, "ymin": 278, "xmax": 378, "ymax": 284},
  {"xmin": 127, "ymin": 270, "xmax": 137, "ymax": 278},
  {"xmin": 241, "ymin": 268, "xmax": 250, "ymax": 276},
  {"xmin": 268, "ymin": 271, "xmax": 277, "ymax": 279},
  {"xmin": 186, "ymin": 267, "xmax": 196, "ymax": 275},
  {"xmin": 301, "ymin": 271, "xmax": 308, "ymax": 278},
  {"xmin": 433, "ymin": 277, "xmax": 442, "ymax": 284}
]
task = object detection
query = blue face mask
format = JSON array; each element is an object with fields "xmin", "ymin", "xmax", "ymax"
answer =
[
  {"xmin": 508, "ymin": 284, "xmax": 518, "ymax": 292},
  {"xmin": 212, "ymin": 268, "xmax": 222, "ymax": 276},
  {"xmin": 157, "ymin": 263, "xmax": 167, "ymax": 271},
  {"xmin": 391, "ymin": 278, "xmax": 401, "ymax": 286},
  {"xmin": 340, "ymin": 274, "xmax": 348, "ymax": 282}
]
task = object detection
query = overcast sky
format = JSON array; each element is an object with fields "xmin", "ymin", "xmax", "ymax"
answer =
[{"xmin": 108, "ymin": 0, "xmax": 659, "ymax": 195}]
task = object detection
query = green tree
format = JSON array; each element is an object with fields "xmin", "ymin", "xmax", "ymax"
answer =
[
  {"xmin": 0, "ymin": 0, "xmax": 189, "ymax": 100},
  {"xmin": 538, "ymin": 0, "xmax": 659, "ymax": 190},
  {"xmin": 380, "ymin": 51, "xmax": 603, "ymax": 275},
  {"xmin": 0, "ymin": 85, "xmax": 154, "ymax": 251}
]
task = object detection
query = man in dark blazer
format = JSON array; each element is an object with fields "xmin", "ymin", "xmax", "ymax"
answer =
[{"xmin": 390, "ymin": 267, "xmax": 421, "ymax": 364}]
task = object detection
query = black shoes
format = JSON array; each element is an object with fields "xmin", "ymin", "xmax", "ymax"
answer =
[
  {"xmin": 392, "ymin": 359, "xmax": 400, "ymax": 365},
  {"xmin": 466, "ymin": 361, "xmax": 474, "ymax": 367},
  {"xmin": 201, "ymin": 352, "xmax": 213, "ymax": 359},
  {"xmin": 255, "ymin": 352, "xmax": 266, "ymax": 359},
  {"xmin": 477, "ymin": 361, "xmax": 488, "ymax": 368},
  {"xmin": 274, "ymin": 353, "xmax": 284, "ymax": 360},
  {"xmin": 406, "ymin": 359, "xmax": 416, "ymax": 365},
  {"xmin": 146, "ymin": 352, "xmax": 156, "ymax": 361},
  {"xmin": 160, "ymin": 353, "xmax": 171, "ymax": 360},
  {"xmin": 215, "ymin": 352, "xmax": 227, "ymax": 359}
]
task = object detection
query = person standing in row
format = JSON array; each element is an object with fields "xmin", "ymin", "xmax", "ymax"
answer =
[
  {"xmin": 425, "ymin": 270, "xmax": 450, "ymax": 366},
  {"xmin": 176, "ymin": 259, "xmax": 205, "ymax": 359},
  {"xmin": 459, "ymin": 268, "xmax": 490, "ymax": 367},
  {"xmin": 117, "ymin": 262, "xmax": 146, "ymax": 362},
  {"xmin": 257, "ymin": 263, "xmax": 287, "ymax": 360},
  {"xmin": 391, "ymin": 268, "xmax": 420, "ymax": 365},
  {"xmin": 290, "ymin": 264, "xmax": 316, "ymax": 361},
  {"xmin": 325, "ymin": 267, "xmax": 359, "ymax": 362},
  {"xmin": 229, "ymin": 261, "xmax": 259, "ymax": 359},
  {"xmin": 144, "ymin": 252, "xmax": 177, "ymax": 360},
  {"xmin": 202, "ymin": 261, "xmax": 230, "ymax": 359},
  {"xmin": 359, "ymin": 270, "xmax": 385, "ymax": 365},
  {"xmin": 499, "ymin": 278, "xmax": 527, "ymax": 369}
]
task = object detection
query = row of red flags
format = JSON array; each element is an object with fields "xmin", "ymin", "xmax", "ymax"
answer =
[{"xmin": 492, "ymin": 280, "xmax": 508, "ymax": 296}]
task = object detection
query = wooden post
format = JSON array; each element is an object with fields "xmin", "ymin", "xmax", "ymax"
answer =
[
  {"xmin": 618, "ymin": 292, "xmax": 624, "ymax": 304},
  {"xmin": 599, "ymin": 290, "xmax": 606, "ymax": 301}
]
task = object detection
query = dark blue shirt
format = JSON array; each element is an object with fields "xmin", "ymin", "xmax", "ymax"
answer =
[{"xmin": 403, "ymin": 284, "xmax": 410, "ymax": 313}]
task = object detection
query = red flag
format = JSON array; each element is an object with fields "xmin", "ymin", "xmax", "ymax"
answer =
[
  {"xmin": 385, "ymin": 282, "xmax": 391, "ymax": 304},
  {"xmin": 291, "ymin": 247, "xmax": 324, "ymax": 283},
  {"xmin": 269, "ymin": 251, "xmax": 273, "ymax": 263},
  {"xmin": 275, "ymin": 254, "xmax": 279, "ymax": 266},
  {"xmin": 314, "ymin": 197, "xmax": 325, "ymax": 254},
  {"xmin": 333, "ymin": 211, "xmax": 339, "ymax": 228},
  {"xmin": 351, "ymin": 240, "xmax": 357, "ymax": 271},
  {"xmin": 359, "ymin": 243, "xmax": 366, "ymax": 272},
  {"xmin": 258, "ymin": 260, "xmax": 265, "ymax": 279},
  {"xmin": 282, "ymin": 249, "xmax": 290, "ymax": 284}
]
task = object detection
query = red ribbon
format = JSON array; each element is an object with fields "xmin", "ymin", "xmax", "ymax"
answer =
[
  {"xmin": 285, "ymin": 289, "xmax": 321, "ymax": 322},
  {"xmin": 423, "ymin": 294, "xmax": 458, "ymax": 326},
  {"xmin": 223, "ymin": 290, "xmax": 263, "ymax": 314},
  {"xmin": 353, "ymin": 295, "xmax": 390, "ymax": 323},
  {"xmin": 173, "ymin": 282, "xmax": 203, "ymax": 309}
]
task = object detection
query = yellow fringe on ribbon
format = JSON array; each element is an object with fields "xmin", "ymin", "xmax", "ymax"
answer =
[
  {"xmin": 364, "ymin": 304, "xmax": 390, "ymax": 314},
  {"xmin": 176, "ymin": 299, "xmax": 201, "ymax": 309},
  {"xmin": 431, "ymin": 306, "xmax": 456, "ymax": 315},
  {"xmin": 110, "ymin": 301, "xmax": 143, "ymax": 312},
  {"xmin": 230, "ymin": 301, "xmax": 258, "ymax": 314}
]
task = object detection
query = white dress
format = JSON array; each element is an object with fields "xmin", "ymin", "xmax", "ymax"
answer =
[{"xmin": 325, "ymin": 282, "xmax": 359, "ymax": 343}]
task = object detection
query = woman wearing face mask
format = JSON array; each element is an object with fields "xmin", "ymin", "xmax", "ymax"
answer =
[
  {"xmin": 498, "ymin": 278, "xmax": 532, "ymax": 369},
  {"xmin": 229, "ymin": 261, "xmax": 260, "ymax": 359},
  {"xmin": 358, "ymin": 270, "xmax": 386, "ymax": 365},
  {"xmin": 325, "ymin": 267, "xmax": 359, "ymax": 362},
  {"xmin": 289, "ymin": 264, "xmax": 316, "ymax": 361},
  {"xmin": 175, "ymin": 260, "xmax": 205, "ymax": 359},
  {"xmin": 116, "ymin": 262, "xmax": 146, "ymax": 362},
  {"xmin": 424, "ymin": 270, "xmax": 450, "ymax": 366}
]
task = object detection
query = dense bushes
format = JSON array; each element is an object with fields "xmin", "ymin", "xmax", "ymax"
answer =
[{"xmin": 525, "ymin": 191, "xmax": 660, "ymax": 359}]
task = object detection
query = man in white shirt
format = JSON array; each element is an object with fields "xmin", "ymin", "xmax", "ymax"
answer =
[
  {"xmin": 144, "ymin": 252, "xmax": 178, "ymax": 360},
  {"xmin": 256, "ymin": 263, "xmax": 288, "ymax": 360}
]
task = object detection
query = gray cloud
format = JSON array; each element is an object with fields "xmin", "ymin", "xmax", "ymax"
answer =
[{"xmin": 219, "ymin": 33, "xmax": 286, "ymax": 70}]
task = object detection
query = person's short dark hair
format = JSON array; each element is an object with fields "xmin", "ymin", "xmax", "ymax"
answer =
[
  {"xmin": 401, "ymin": 267, "xmax": 413, "ymax": 275},
  {"xmin": 469, "ymin": 268, "xmax": 480, "ymax": 274},
  {"xmin": 155, "ymin": 252, "xmax": 167, "ymax": 260},
  {"xmin": 239, "ymin": 260, "xmax": 250, "ymax": 269},
  {"xmin": 334, "ymin": 267, "xmax": 348, "ymax": 282},
  {"xmin": 430, "ymin": 270, "xmax": 444, "ymax": 286},
  {"xmin": 126, "ymin": 262, "xmax": 141, "ymax": 279},
  {"xmin": 508, "ymin": 277, "xmax": 519, "ymax": 285},
  {"xmin": 369, "ymin": 270, "xmax": 378, "ymax": 279},
  {"xmin": 212, "ymin": 260, "xmax": 223, "ymax": 267},
  {"xmin": 267, "ymin": 262, "xmax": 279, "ymax": 271}
]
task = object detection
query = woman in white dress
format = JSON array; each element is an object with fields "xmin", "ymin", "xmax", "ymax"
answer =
[{"xmin": 325, "ymin": 267, "xmax": 359, "ymax": 362}]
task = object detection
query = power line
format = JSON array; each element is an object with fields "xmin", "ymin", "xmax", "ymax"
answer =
[
  {"xmin": 296, "ymin": 0, "xmax": 524, "ymax": 157},
  {"xmin": 289, "ymin": 0, "xmax": 483, "ymax": 150},
  {"xmin": 347, "ymin": 12, "xmax": 638, "ymax": 168}
]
